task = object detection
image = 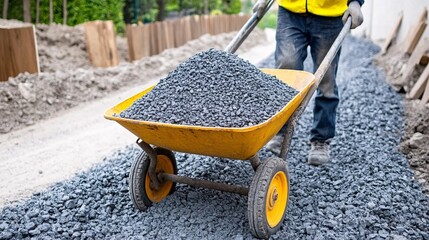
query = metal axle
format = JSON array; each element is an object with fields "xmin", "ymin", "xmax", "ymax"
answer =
[{"xmin": 159, "ymin": 173, "xmax": 249, "ymax": 196}]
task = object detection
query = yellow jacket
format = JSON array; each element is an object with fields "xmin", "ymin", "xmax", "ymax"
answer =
[{"xmin": 278, "ymin": 0, "xmax": 348, "ymax": 17}]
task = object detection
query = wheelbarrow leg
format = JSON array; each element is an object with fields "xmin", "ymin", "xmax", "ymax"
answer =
[
  {"xmin": 279, "ymin": 105, "xmax": 304, "ymax": 160},
  {"xmin": 249, "ymin": 154, "xmax": 261, "ymax": 171},
  {"xmin": 136, "ymin": 139, "xmax": 161, "ymax": 190}
]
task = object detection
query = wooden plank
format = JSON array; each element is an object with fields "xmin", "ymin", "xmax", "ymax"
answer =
[
  {"xmin": 420, "ymin": 77, "xmax": 429, "ymax": 107},
  {"xmin": 381, "ymin": 12, "xmax": 403, "ymax": 55},
  {"xmin": 216, "ymin": 15, "xmax": 221, "ymax": 34},
  {"xmin": 211, "ymin": 15, "xmax": 217, "ymax": 35},
  {"xmin": 155, "ymin": 22, "xmax": 166, "ymax": 54},
  {"xmin": 125, "ymin": 25, "xmax": 135, "ymax": 61},
  {"xmin": 223, "ymin": 15, "xmax": 228, "ymax": 33},
  {"xmin": 125, "ymin": 24, "xmax": 150, "ymax": 61},
  {"xmin": 199, "ymin": 15, "xmax": 205, "ymax": 35},
  {"xmin": 83, "ymin": 20, "xmax": 119, "ymax": 68},
  {"xmin": 222, "ymin": 15, "xmax": 227, "ymax": 33},
  {"xmin": 149, "ymin": 22, "xmax": 159, "ymax": 55},
  {"xmin": 0, "ymin": 25, "xmax": 39, "ymax": 81},
  {"xmin": 399, "ymin": 38, "xmax": 429, "ymax": 90},
  {"xmin": 213, "ymin": 15, "xmax": 219, "ymax": 35},
  {"xmin": 200, "ymin": 15, "xmax": 209, "ymax": 35},
  {"xmin": 163, "ymin": 21, "xmax": 175, "ymax": 49},
  {"xmin": 408, "ymin": 64, "xmax": 429, "ymax": 99},
  {"xmin": 189, "ymin": 15, "xmax": 199, "ymax": 39},
  {"xmin": 209, "ymin": 15, "xmax": 215, "ymax": 35},
  {"xmin": 141, "ymin": 24, "xmax": 151, "ymax": 58},
  {"xmin": 189, "ymin": 16, "xmax": 196, "ymax": 39},
  {"xmin": 418, "ymin": 7, "xmax": 428, "ymax": 24},
  {"xmin": 208, "ymin": 15, "xmax": 214, "ymax": 35},
  {"xmin": 405, "ymin": 21, "xmax": 427, "ymax": 55},
  {"xmin": 227, "ymin": 15, "xmax": 233, "ymax": 32},
  {"xmin": 183, "ymin": 16, "xmax": 192, "ymax": 42},
  {"xmin": 234, "ymin": 14, "xmax": 240, "ymax": 31},
  {"xmin": 230, "ymin": 15, "xmax": 235, "ymax": 31},
  {"xmin": 403, "ymin": 8, "xmax": 427, "ymax": 55},
  {"xmin": 420, "ymin": 54, "xmax": 429, "ymax": 65},
  {"xmin": 221, "ymin": 15, "xmax": 225, "ymax": 33},
  {"xmin": 197, "ymin": 15, "xmax": 202, "ymax": 38},
  {"xmin": 173, "ymin": 19, "xmax": 183, "ymax": 47}
]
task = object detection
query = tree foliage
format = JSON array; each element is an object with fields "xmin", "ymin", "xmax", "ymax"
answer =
[
  {"xmin": 0, "ymin": 0, "xmax": 242, "ymax": 33},
  {"xmin": 222, "ymin": 0, "xmax": 241, "ymax": 14}
]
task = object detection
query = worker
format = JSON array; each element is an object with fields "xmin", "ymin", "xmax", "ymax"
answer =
[{"xmin": 253, "ymin": 0, "xmax": 364, "ymax": 165}]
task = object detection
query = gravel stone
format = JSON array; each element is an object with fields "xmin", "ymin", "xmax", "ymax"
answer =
[
  {"xmin": 65, "ymin": 200, "xmax": 77, "ymax": 209},
  {"xmin": 0, "ymin": 232, "xmax": 13, "ymax": 240},
  {"xmin": 1, "ymin": 36, "xmax": 429, "ymax": 239},
  {"xmin": 28, "ymin": 229, "xmax": 41, "ymax": 236},
  {"xmin": 0, "ymin": 223, "xmax": 8, "ymax": 230},
  {"xmin": 25, "ymin": 222, "xmax": 36, "ymax": 230},
  {"xmin": 38, "ymin": 223, "xmax": 51, "ymax": 232},
  {"xmin": 120, "ymin": 49, "xmax": 298, "ymax": 127},
  {"xmin": 27, "ymin": 209, "xmax": 39, "ymax": 218}
]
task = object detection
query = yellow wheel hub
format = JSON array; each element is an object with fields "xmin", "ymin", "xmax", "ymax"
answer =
[
  {"xmin": 265, "ymin": 171, "xmax": 288, "ymax": 228},
  {"xmin": 145, "ymin": 154, "xmax": 174, "ymax": 203}
]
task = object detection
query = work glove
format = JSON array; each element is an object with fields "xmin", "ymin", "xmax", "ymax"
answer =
[
  {"xmin": 252, "ymin": 0, "xmax": 268, "ymax": 18},
  {"xmin": 342, "ymin": 1, "xmax": 364, "ymax": 29}
]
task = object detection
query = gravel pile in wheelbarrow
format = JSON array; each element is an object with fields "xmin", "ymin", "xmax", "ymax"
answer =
[
  {"xmin": 119, "ymin": 49, "xmax": 298, "ymax": 127},
  {"xmin": 1, "ymin": 36, "xmax": 429, "ymax": 240}
]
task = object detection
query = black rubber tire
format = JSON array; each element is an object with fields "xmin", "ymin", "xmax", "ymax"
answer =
[
  {"xmin": 248, "ymin": 157, "xmax": 290, "ymax": 239},
  {"xmin": 129, "ymin": 147, "xmax": 177, "ymax": 211}
]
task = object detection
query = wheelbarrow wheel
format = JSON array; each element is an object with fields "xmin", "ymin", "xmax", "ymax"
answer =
[
  {"xmin": 129, "ymin": 147, "xmax": 177, "ymax": 211},
  {"xmin": 248, "ymin": 157, "xmax": 289, "ymax": 239}
]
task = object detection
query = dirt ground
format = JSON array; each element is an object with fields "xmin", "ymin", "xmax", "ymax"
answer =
[
  {"xmin": 0, "ymin": 20, "xmax": 274, "ymax": 206},
  {"xmin": 399, "ymin": 101, "xmax": 429, "ymax": 194},
  {"xmin": 376, "ymin": 45, "xmax": 429, "ymax": 194}
]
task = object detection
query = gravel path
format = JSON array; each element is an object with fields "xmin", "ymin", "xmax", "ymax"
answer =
[{"xmin": 1, "ymin": 36, "xmax": 429, "ymax": 239}]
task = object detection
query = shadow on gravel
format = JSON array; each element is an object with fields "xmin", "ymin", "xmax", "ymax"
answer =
[{"xmin": 1, "ymin": 36, "xmax": 429, "ymax": 240}]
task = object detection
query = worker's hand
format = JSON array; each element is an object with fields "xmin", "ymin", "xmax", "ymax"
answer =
[
  {"xmin": 252, "ymin": 0, "xmax": 267, "ymax": 18},
  {"xmin": 342, "ymin": 1, "xmax": 364, "ymax": 29}
]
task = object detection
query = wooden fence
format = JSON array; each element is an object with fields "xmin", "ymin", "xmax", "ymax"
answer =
[
  {"xmin": 0, "ymin": 15, "xmax": 249, "ymax": 79},
  {"xmin": 126, "ymin": 14, "xmax": 250, "ymax": 62},
  {"xmin": 382, "ymin": 8, "xmax": 429, "ymax": 106}
]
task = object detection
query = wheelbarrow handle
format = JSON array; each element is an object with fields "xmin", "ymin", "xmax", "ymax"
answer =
[
  {"xmin": 225, "ymin": 0, "xmax": 276, "ymax": 54},
  {"xmin": 279, "ymin": 17, "xmax": 352, "ymax": 160}
]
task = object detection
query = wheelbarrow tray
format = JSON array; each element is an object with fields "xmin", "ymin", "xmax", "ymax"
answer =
[{"xmin": 104, "ymin": 68, "xmax": 315, "ymax": 160}]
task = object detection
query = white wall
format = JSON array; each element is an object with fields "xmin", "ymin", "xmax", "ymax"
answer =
[{"xmin": 352, "ymin": 0, "xmax": 429, "ymax": 44}]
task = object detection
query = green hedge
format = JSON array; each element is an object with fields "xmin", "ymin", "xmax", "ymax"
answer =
[{"xmin": 1, "ymin": 0, "xmax": 124, "ymax": 32}]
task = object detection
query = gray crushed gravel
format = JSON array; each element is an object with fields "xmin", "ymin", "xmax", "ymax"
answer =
[
  {"xmin": 1, "ymin": 36, "xmax": 429, "ymax": 240},
  {"xmin": 119, "ymin": 49, "xmax": 298, "ymax": 127}
]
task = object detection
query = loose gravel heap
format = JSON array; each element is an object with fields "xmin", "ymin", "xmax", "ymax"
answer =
[
  {"xmin": 119, "ymin": 49, "xmax": 298, "ymax": 127},
  {"xmin": 1, "ymin": 36, "xmax": 429, "ymax": 239}
]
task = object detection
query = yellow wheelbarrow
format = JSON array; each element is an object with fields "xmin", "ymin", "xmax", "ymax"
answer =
[{"xmin": 105, "ymin": 1, "xmax": 351, "ymax": 237}]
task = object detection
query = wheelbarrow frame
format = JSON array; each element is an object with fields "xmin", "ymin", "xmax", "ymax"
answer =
[{"xmin": 135, "ymin": 12, "xmax": 352, "ymax": 197}]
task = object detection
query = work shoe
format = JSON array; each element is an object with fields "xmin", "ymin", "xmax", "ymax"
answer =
[
  {"xmin": 266, "ymin": 135, "xmax": 284, "ymax": 155},
  {"xmin": 308, "ymin": 141, "xmax": 330, "ymax": 166}
]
